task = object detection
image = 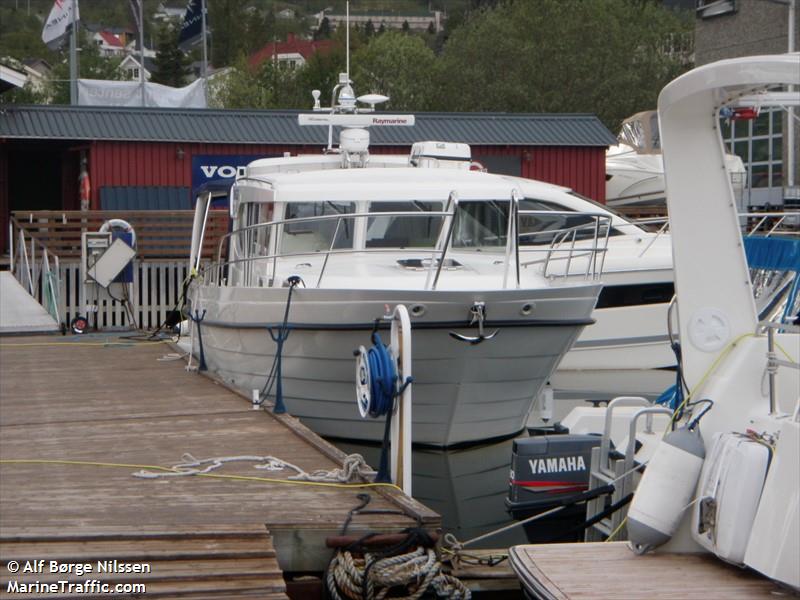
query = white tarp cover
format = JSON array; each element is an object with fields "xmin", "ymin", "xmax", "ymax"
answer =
[{"xmin": 77, "ymin": 78, "xmax": 207, "ymax": 108}]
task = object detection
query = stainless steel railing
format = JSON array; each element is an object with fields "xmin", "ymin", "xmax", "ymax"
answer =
[{"xmin": 202, "ymin": 197, "xmax": 612, "ymax": 290}]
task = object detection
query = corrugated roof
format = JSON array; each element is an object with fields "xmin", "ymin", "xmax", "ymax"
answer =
[{"xmin": 0, "ymin": 105, "xmax": 617, "ymax": 147}]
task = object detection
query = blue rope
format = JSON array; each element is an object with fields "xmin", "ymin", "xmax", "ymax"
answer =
[
  {"xmin": 364, "ymin": 329, "xmax": 413, "ymax": 483},
  {"xmin": 259, "ymin": 276, "xmax": 302, "ymax": 414},
  {"xmin": 366, "ymin": 332, "xmax": 397, "ymax": 418},
  {"xmin": 189, "ymin": 309, "xmax": 208, "ymax": 371}
]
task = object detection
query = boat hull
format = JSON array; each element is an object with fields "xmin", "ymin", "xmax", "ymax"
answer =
[{"xmin": 190, "ymin": 284, "xmax": 598, "ymax": 446}]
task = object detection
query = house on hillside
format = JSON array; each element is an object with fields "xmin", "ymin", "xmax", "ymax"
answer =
[
  {"xmin": 92, "ymin": 31, "xmax": 126, "ymax": 58},
  {"xmin": 0, "ymin": 58, "xmax": 51, "ymax": 94},
  {"xmin": 315, "ymin": 10, "xmax": 444, "ymax": 33},
  {"xmin": 119, "ymin": 55, "xmax": 156, "ymax": 81},
  {"xmin": 84, "ymin": 23, "xmax": 136, "ymax": 49},
  {"xmin": 249, "ymin": 33, "xmax": 336, "ymax": 70}
]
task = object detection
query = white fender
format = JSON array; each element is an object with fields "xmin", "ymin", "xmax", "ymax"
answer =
[{"xmin": 627, "ymin": 425, "xmax": 705, "ymax": 553}]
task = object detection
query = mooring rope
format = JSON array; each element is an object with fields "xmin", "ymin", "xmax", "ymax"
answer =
[
  {"xmin": 131, "ymin": 452, "xmax": 376, "ymax": 483},
  {"xmin": 327, "ymin": 546, "xmax": 471, "ymax": 600}
]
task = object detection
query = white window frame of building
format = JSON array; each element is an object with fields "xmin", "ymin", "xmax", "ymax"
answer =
[{"xmin": 721, "ymin": 107, "xmax": 784, "ymax": 208}]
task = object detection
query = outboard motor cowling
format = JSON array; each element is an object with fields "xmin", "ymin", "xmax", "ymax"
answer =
[{"xmin": 507, "ymin": 434, "xmax": 602, "ymax": 542}]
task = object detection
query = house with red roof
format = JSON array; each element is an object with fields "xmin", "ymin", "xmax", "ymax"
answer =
[
  {"xmin": 248, "ymin": 33, "xmax": 336, "ymax": 70},
  {"xmin": 92, "ymin": 31, "xmax": 126, "ymax": 58}
]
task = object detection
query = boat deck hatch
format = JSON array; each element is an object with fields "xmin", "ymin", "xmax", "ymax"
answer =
[{"xmin": 396, "ymin": 258, "xmax": 463, "ymax": 271}]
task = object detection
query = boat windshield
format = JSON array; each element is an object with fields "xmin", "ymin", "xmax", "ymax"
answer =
[
  {"xmin": 453, "ymin": 200, "xmax": 510, "ymax": 247},
  {"xmin": 281, "ymin": 201, "xmax": 355, "ymax": 253},
  {"xmin": 366, "ymin": 201, "xmax": 444, "ymax": 248},
  {"xmin": 519, "ymin": 198, "xmax": 616, "ymax": 244}
]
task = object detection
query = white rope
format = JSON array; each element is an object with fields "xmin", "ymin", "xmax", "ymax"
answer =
[
  {"xmin": 289, "ymin": 453, "xmax": 376, "ymax": 483},
  {"xmin": 131, "ymin": 452, "xmax": 375, "ymax": 483}
]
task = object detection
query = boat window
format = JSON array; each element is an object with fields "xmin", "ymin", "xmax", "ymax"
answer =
[
  {"xmin": 595, "ymin": 282, "xmax": 674, "ymax": 309},
  {"xmin": 235, "ymin": 202, "xmax": 273, "ymax": 258},
  {"xmin": 566, "ymin": 192, "xmax": 629, "ymax": 221},
  {"xmin": 281, "ymin": 201, "xmax": 355, "ymax": 254},
  {"xmin": 452, "ymin": 200, "xmax": 510, "ymax": 248},
  {"xmin": 365, "ymin": 201, "xmax": 443, "ymax": 248},
  {"xmin": 519, "ymin": 197, "xmax": 625, "ymax": 244}
]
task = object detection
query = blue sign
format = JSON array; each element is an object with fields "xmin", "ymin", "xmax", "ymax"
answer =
[{"xmin": 191, "ymin": 154, "xmax": 275, "ymax": 207}]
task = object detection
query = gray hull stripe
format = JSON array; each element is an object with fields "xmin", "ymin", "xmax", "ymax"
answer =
[{"xmin": 573, "ymin": 334, "xmax": 670, "ymax": 348}]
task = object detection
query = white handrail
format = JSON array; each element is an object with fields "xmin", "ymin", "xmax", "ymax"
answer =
[
  {"xmin": 207, "ymin": 207, "xmax": 612, "ymax": 288},
  {"xmin": 390, "ymin": 304, "xmax": 412, "ymax": 495}
]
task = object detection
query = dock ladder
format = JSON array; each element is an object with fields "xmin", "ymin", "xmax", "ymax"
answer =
[{"xmin": 584, "ymin": 397, "xmax": 672, "ymax": 542}]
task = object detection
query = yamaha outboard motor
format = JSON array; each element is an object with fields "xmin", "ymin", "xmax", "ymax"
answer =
[{"xmin": 506, "ymin": 434, "xmax": 603, "ymax": 542}]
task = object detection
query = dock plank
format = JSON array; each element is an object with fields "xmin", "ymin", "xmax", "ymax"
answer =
[
  {"xmin": 0, "ymin": 335, "xmax": 440, "ymax": 591},
  {"xmin": 0, "ymin": 525, "xmax": 286, "ymax": 599},
  {"xmin": 508, "ymin": 542, "xmax": 793, "ymax": 600}
]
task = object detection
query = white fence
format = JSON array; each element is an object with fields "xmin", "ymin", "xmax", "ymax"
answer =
[{"xmin": 23, "ymin": 259, "xmax": 190, "ymax": 331}]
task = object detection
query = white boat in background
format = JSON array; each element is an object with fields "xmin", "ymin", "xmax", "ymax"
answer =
[
  {"xmin": 187, "ymin": 77, "xmax": 605, "ymax": 447},
  {"xmin": 511, "ymin": 53, "xmax": 800, "ymax": 596},
  {"xmin": 606, "ymin": 110, "xmax": 746, "ymax": 210}
]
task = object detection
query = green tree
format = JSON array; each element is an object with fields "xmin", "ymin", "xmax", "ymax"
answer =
[
  {"xmin": 243, "ymin": 8, "xmax": 277, "ymax": 57},
  {"xmin": 0, "ymin": 5, "xmax": 57, "ymax": 62},
  {"xmin": 208, "ymin": 56, "xmax": 262, "ymax": 108},
  {"xmin": 436, "ymin": 0, "xmax": 692, "ymax": 130},
  {"xmin": 39, "ymin": 30, "xmax": 124, "ymax": 104},
  {"xmin": 151, "ymin": 22, "xmax": 192, "ymax": 86},
  {"xmin": 209, "ymin": 0, "xmax": 245, "ymax": 68},
  {"xmin": 352, "ymin": 32, "xmax": 438, "ymax": 111},
  {"xmin": 295, "ymin": 43, "xmax": 346, "ymax": 108},
  {"xmin": 314, "ymin": 17, "xmax": 332, "ymax": 41}
]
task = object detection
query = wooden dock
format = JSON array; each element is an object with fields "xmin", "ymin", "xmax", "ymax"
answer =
[
  {"xmin": 0, "ymin": 335, "xmax": 439, "ymax": 598},
  {"xmin": 509, "ymin": 542, "xmax": 796, "ymax": 599}
]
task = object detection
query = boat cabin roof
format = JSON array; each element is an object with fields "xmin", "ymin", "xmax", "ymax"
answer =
[{"xmin": 239, "ymin": 166, "xmax": 565, "ymax": 204}]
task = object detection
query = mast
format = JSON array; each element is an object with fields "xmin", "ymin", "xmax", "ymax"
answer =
[
  {"xmin": 201, "ymin": 0, "xmax": 208, "ymax": 79},
  {"xmin": 69, "ymin": 0, "xmax": 79, "ymax": 105},
  {"xmin": 139, "ymin": 0, "xmax": 145, "ymax": 106}
]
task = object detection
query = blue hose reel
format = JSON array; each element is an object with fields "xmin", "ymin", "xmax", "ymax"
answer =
[{"xmin": 355, "ymin": 332, "xmax": 398, "ymax": 418}]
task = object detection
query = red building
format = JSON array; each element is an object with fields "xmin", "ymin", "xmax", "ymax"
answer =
[
  {"xmin": 248, "ymin": 33, "xmax": 336, "ymax": 70},
  {"xmin": 0, "ymin": 105, "xmax": 616, "ymax": 250}
]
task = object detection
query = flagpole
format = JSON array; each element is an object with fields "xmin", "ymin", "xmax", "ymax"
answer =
[
  {"xmin": 201, "ymin": 0, "xmax": 208, "ymax": 78},
  {"xmin": 139, "ymin": 0, "xmax": 145, "ymax": 106},
  {"xmin": 70, "ymin": 0, "xmax": 79, "ymax": 104}
]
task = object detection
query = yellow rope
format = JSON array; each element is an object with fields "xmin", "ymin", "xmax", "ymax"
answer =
[
  {"xmin": 605, "ymin": 516, "xmax": 627, "ymax": 542},
  {"xmin": 664, "ymin": 332, "xmax": 756, "ymax": 434},
  {"xmin": 0, "ymin": 342, "xmax": 139, "ymax": 347},
  {"xmin": 0, "ymin": 458, "xmax": 403, "ymax": 492}
]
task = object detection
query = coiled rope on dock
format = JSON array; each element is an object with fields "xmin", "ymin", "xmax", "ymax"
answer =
[
  {"xmin": 327, "ymin": 545, "xmax": 471, "ymax": 600},
  {"xmin": 131, "ymin": 452, "xmax": 376, "ymax": 484}
]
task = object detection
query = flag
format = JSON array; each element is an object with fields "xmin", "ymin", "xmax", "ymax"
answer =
[
  {"xmin": 178, "ymin": 0, "xmax": 205, "ymax": 49},
  {"xmin": 42, "ymin": 0, "xmax": 79, "ymax": 50},
  {"xmin": 128, "ymin": 0, "xmax": 142, "ymax": 39}
]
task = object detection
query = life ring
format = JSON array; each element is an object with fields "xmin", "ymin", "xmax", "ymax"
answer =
[{"xmin": 99, "ymin": 218, "xmax": 136, "ymax": 248}]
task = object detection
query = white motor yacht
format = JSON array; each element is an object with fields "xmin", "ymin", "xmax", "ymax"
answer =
[
  {"xmin": 187, "ymin": 86, "xmax": 607, "ymax": 447},
  {"xmin": 606, "ymin": 110, "xmax": 746, "ymax": 209}
]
